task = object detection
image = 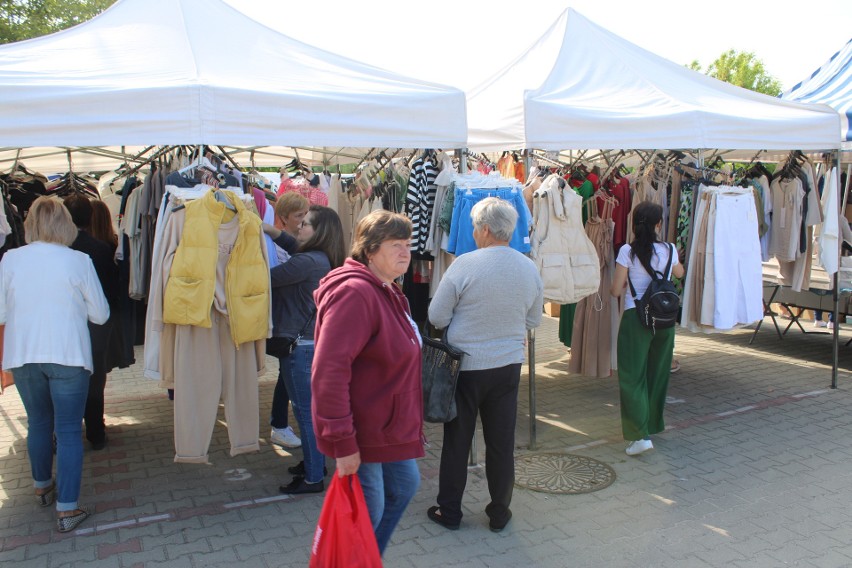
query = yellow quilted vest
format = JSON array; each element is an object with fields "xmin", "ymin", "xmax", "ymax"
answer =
[{"xmin": 163, "ymin": 190, "xmax": 269, "ymax": 346}]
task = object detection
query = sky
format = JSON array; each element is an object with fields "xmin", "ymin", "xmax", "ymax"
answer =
[{"xmin": 225, "ymin": 0, "xmax": 852, "ymax": 93}]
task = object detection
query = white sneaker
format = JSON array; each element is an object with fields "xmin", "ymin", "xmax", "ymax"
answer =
[
  {"xmin": 814, "ymin": 320, "xmax": 827, "ymax": 328},
  {"xmin": 271, "ymin": 426, "xmax": 301, "ymax": 448},
  {"xmin": 625, "ymin": 439, "xmax": 654, "ymax": 456}
]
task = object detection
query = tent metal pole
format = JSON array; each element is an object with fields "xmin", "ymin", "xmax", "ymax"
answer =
[
  {"xmin": 456, "ymin": 149, "xmax": 467, "ymax": 174},
  {"xmin": 832, "ymin": 268, "xmax": 839, "ymax": 389},
  {"xmin": 833, "ymin": 152, "xmax": 851, "ymax": 388},
  {"xmin": 523, "ymin": 148, "xmax": 537, "ymax": 450},
  {"xmin": 528, "ymin": 327, "xmax": 537, "ymax": 450}
]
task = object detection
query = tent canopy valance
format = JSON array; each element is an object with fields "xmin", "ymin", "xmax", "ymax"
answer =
[
  {"xmin": 0, "ymin": 145, "xmax": 410, "ymax": 175},
  {"xmin": 0, "ymin": 0, "xmax": 467, "ymax": 150}
]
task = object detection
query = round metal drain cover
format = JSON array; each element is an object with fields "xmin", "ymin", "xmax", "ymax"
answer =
[{"xmin": 515, "ymin": 453, "xmax": 616, "ymax": 494}]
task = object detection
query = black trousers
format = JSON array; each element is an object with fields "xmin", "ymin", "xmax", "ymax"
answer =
[
  {"xmin": 84, "ymin": 349, "xmax": 107, "ymax": 444},
  {"xmin": 437, "ymin": 363, "xmax": 521, "ymax": 526}
]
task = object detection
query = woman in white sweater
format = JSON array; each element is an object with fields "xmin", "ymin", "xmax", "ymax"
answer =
[
  {"xmin": 0, "ymin": 196, "xmax": 109, "ymax": 533},
  {"xmin": 426, "ymin": 197, "xmax": 544, "ymax": 533}
]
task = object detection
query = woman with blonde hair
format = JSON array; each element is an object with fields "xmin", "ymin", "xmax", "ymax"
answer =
[
  {"xmin": 0, "ymin": 196, "xmax": 109, "ymax": 532},
  {"xmin": 274, "ymin": 193, "xmax": 310, "ymax": 239}
]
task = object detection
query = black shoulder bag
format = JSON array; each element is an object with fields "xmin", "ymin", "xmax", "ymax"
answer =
[
  {"xmin": 628, "ymin": 243, "xmax": 679, "ymax": 333},
  {"xmin": 421, "ymin": 335, "xmax": 465, "ymax": 423},
  {"xmin": 266, "ymin": 309, "xmax": 316, "ymax": 358}
]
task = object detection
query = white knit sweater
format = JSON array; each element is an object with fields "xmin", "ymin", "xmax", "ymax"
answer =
[{"xmin": 428, "ymin": 246, "xmax": 543, "ymax": 371}]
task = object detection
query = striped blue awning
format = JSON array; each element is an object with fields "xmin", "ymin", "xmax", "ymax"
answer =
[{"xmin": 782, "ymin": 38, "xmax": 852, "ymax": 145}]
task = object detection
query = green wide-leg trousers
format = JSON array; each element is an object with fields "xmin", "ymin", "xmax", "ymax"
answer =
[{"xmin": 616, "ymin": 308, "xmax": 675, "ymax": 441}]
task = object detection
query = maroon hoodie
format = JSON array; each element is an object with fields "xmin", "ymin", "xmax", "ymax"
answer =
[{"xmin": 311, "ymin": 259, "xmax": 424, "ymax": 463}]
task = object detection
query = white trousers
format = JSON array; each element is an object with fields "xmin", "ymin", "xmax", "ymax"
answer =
[{"xmin": 713, "ymin": 193, "xmax": 764, "ymax": 330}]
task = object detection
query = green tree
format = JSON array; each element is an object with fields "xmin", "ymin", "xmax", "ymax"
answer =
[
  {"xmin": 0, "ymin": 0, "xmax": 115, "ymax": 44},
  {"xmin": 687, "ymin": 49, "xmax": 782, "ymax": 96}
]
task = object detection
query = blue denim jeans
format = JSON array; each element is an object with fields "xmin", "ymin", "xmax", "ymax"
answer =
[
  {"xmin": 13, "ymin": 363, "xmax": 90, "ymax": 512},
  {"xmin": 357, "ymin": 459, "xmax": 420, "ymax": 554},
  {"xmin": 282, "ymin": 343, "xmax": 325, "ymax": 483}
]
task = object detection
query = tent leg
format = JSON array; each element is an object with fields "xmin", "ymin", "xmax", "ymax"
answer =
[
  {"xmin": 832, "ymin": 149, "xmax": 843, "ymax": 389},
  {"xmin": 528, "ymin": 327, "xmax": 537, "ymax": 450},
  {"xmin": 832, "ymin": 271, "xmax": 839, "ymax": 389}
]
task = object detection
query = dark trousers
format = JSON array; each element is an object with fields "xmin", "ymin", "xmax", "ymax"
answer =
[
  {"xmin": 270, "ymin": 363, "xmax": 290, "ymax": 430},
  {"xmin": 437, "ymin": 363, "xmax": 521, "ymax": 526},
  {"xmin": 83, "ymin": 350, "xmax": 107, "ymax": 444}
]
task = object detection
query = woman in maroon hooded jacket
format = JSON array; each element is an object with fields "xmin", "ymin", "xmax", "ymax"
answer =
[{"xmin": 312, "ymin": 210, "xmax": 423, "ymax": 555}]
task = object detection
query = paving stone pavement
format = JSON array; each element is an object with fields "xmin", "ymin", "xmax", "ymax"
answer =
[{"xmin": 2, "ymin": 315, "xmax": 852, "ymax": 567}]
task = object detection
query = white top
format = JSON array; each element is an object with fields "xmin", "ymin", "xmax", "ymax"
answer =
[
  {"xmin": 616, "ymin": 242, "xmax": 679, "ymax": 311},
  {"xmin": 0, "ymin": 242, "xmax": 109, "ymax": 372}
]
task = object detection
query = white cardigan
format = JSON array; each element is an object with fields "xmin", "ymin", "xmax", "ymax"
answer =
[
  {"xmin": 0, "ymin": 242, "xmax": 109, "ymax": 373},
  {"xmin": 530, "ymin": 175, "xmax": 600, "ymax": 304}
]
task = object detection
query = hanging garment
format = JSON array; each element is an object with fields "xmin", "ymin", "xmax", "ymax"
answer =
[
  {"xmin": 767, "ymin": 177, "xmax": 805, "ymax": 262},
  {"xmin": 681, "ymin": 186, "xmax": 762, "ymax": 332},
  {"xmin": 568, "ymin": 216, "xmax": 614, "ymax": 378},
  {"xmin": 405, "ymin": 156, "xmax": 438, "ymax": 254},
  {"xmin": 163, "ymin": 190, "xmax": 270, "ymax": 346},
  {"xmin": 529, "ymin": 175, "xmax": 600, "ymax": 304},
  {"xmin": 757, "ymin": 175, "xmax": 772, "ymax": 261},
  {"xmin": 681, "ymin": 191, "xmax": 711, "ymax": 332},
  {"xmin": 818, "ymin": 167, "xmax": 840, "ymax": 276},
  {"xmin": 712, "ymin": 191, "xmax": 763, "ymax": 329},
  {"xmin": 446, "ymin": 187, "xmax": 530, "ymax": 256},
  {"xmin": 609, "ymin": 176, "xmax": 632, "ymax": 252},
  {"xmin": 147, "ymin": 189, "xmax": 269, "ymax": 461}
]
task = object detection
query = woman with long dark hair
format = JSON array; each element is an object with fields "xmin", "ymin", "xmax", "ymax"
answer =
[
  {"xmin": 89, "ymin": 200, "xmax": 118, "ymax": 251},
  {"xmin": 610, "ymin": 202, "xmax": 684, "ymax": 456},
  {"xmin": 263, "ymin": 205, "xmax": 346, "ymax": 494}
]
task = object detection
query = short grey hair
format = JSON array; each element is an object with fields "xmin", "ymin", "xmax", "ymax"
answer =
[{"xmin": 470, "ymin": 197, "xmax": 518, "ymax": 241}]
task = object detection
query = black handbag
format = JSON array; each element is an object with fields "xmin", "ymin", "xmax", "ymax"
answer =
[
  {"xmin": 267, "ymin": 309, "xmax": 315, "ymax": 358},
  {"xmin": 421, "ymin": 336, "xmax": 465, "ymax": 423}
]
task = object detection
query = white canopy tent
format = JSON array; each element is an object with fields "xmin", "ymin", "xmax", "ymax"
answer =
[
  {"xmin": 0, "ymin": 0, "xmax": 466, "ymax": 155},
  {"xmin": 467, "ymin": 9, "xmax": 840, "ymax": 152}
]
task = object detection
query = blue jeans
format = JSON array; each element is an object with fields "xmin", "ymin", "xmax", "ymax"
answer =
[
  {"xmin": 282, "ymin": 343, "xmax": 325, "ymax": 483},
  {"xmin": 357, "ymin": 459, "xmax": 420, "ymax": 554},
  {"xmin": 13, "ymin": 363, "xmax": 90, "ymax": 512}
]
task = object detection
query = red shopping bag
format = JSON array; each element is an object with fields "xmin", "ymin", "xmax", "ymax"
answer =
[{"xmin": 309, "ymin": 474, "xmax": 382, "ymax": 568}]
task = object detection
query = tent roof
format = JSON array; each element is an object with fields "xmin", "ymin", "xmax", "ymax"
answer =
[
  {"xmin": 0, "ymin": 0, "xmax": 466, "ymax": 149},
  {"xmin": 781, "ymin": 38, "xmax": 852, "ymax": 150},
  {"xmin": 468, "ymin": 9, "xmax": 840, "ymax": 152}
]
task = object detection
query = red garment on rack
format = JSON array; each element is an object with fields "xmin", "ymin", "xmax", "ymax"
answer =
[{"xmin": 607, "ymin": 177, "xmax": 632, "ymax": 252}]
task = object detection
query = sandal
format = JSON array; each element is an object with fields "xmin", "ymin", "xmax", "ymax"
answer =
[
  {"xmin": 670, "ymin": 360, "xmax": 681, "ymax": 374},
  {"xmin": 56, "ymin": 507, "xmax": 90, "ymax": 533},
  {"xmin": 35, "ymin": 483, "xmax": 55, "ymax": 507}
]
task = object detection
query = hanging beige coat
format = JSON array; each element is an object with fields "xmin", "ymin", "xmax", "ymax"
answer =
[{"xmin": 530, "ymin": 175, "xmax": 600, "ymax": 304}]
